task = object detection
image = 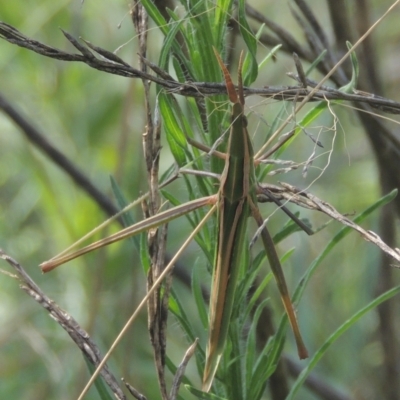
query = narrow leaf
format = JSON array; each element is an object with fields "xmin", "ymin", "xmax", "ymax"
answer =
[
  {"xmin": 287, "ymin": 285, "xmax": 400, "ymax": 400},
  {"xmin": 238, "ymin": 0, "xmax": 258, "ymax": 85},
  {"xmin": 185, "ymin": 384, "xmax": 229, "ymax": 400}
]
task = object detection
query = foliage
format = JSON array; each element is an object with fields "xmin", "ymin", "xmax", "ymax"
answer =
[{"xmin": 1, "ymin": 1, "xmax": 400, "ymax": 400}]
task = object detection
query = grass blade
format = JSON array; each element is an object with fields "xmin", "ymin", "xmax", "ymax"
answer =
[{"xmin": 287, "ymin": 285, "xmax": 400, "ymax": 400}]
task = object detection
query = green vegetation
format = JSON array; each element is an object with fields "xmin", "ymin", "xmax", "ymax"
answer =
[{"xmin": 1, "ymin": 1, "xmax": 400, "ymax": 399}]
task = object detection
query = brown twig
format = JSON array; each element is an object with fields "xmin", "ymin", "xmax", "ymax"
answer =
[
  {"xmin": 122, "ymin": 378, "xmax": 147, "ymax": 400},
  {"xmin": 132, "ymin": 4, "xmax": 171, "ymax": 399},
  {"xmin": 0, "ymin": 92, "xmax": 119, "ymax": 219},
  {"xmin": 0, "ymin": 249, "xmax": 127, "ymax": 400},
  {"xmin": 322, "ymin": 4, "xmax": 400, "ymax": 396},
  {"xmin": 245, "ymin": 3, "xmax": 313, "ymax": 62},
  {"xmin": 169, "ymin": 339, "xmax": 198, "ymax": 400},
  {"xmin": 1, "ymin": 22, "xmax": 400, "ymax": 112},
  {"xmin": 0, "ymin": 89, "xmax": 197, "ymax": 300},
  {"xmin": 2, "ymin": 3, "xmax": 400, "ymax": 398},
  {"xmin": 279, "ymin": 182, "xmax": 400, "ymax": 263}
]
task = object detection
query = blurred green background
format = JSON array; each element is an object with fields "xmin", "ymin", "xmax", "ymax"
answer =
[{"xmin": 1, "ymin": 1, "xmax": 400, "ymax": 399}]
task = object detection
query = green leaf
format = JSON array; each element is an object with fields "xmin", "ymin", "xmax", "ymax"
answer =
[
  {"xmin": 139, "ymin": 227, "xmax": 151, "ymax": 274},
  {"xmin": 243, "ymin": 270, "xmax": 272, "ymax": 321},
  {"xmin": 159, "ymin": 7, "xmax": 194, "ymax": 75},
  {"xmin": 258, "ymin": 44, "xmax": 282, "ymax": 72},
  {"xmin": 169, "ymin": 289, "xmax": 197, "ymax": 344},
  {"xmin": 339, "ymin": 41, "xmax": 359, "ymax": 93},
  {"xmin": 305, "ymin": 49, "xmax": 327, "ymax": 76},
  {"xmin": 185, "ymin": 384, "xmax": 229, "ymax": 400},
  {"xmin": 159, "ymin": 93, "xmax": 188, "ymax": 166},
  {"xmin": 139, "ymin": 0, "xmax": 169, "ymax": 35},
  {"xmin": 226, "ymin": 320, "xmax": 244, "ymax": 400},
  {"xmin": 287, "ymin": 285, "xmax": 400, "ymax": 400},
  {"xmin": 272, "ymin": 190, "xmax": 398, "ymax": 371},
  {"xmin": 161, "ymin": 190, "xmax": 201, "ymax": 233},
  {"xmin": 83, "ymin": 356, "xmax": 114, "ymax": 400},
  {"xmin": 238, "ymin": 0, "xmax": 258, "ymax": 85},
  {"xmin": 109, "ymin": 175, "xmax": 140, "ymax": 251},
  {"xmin": 277, "ymin": 100, "xmax": 328, "ymax": 157},
  {"xmin": 276, "ymin": 43, "xmax": 358, "ymax": 158},
  {"xmin": 214, "ymin": 0, "xmax": 235, "ymax": 47},
  {"xmin": 192, "ymin": 263, "xmax": 209, "ymax": 329},
  {"xmin": 293, "ymin": 189, "xmax": 398, "ymax": 304},
  {"xmin": 244, "ymin": 298, "xmax": 271, "ymax": 398},
  {"xmin": 272, "ymin": 214, "xmax": 312, "ymax": 244}
]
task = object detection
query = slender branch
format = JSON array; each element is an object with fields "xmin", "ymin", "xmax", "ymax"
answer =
[
  {"xmin": 169, "ymin": 339, "xmax": 198, "ymax": 400},
  {"xmin": 245, "ymin": 3, "xmax": 313, "ymax": 62},
  {"xmin": 132, "ymin": 4, "xmax": 171, "ymax": 398},
  {"xmin": 122, "ymin": 378, "xmax": 147, "ymax": 400},
  {"xmin": 0, "ymin": 89, "xmax": 200, "ymax": 312},
  {"xmin": 0, "ymin": 92, "xmax": 119, "ymax": 219},
  {"xmin": 0, "ymin": 249, "xmax": 126, "ymax": 400},
  {"xmin": 1, "ymin": 22, "xmax": 400, "ymax": 113},
  {"xmin": 279, "ymin": 183, "xmax": 400, "ymax": 263}
]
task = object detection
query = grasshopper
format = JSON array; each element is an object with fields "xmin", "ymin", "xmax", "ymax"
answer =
[
  {"xmin": 202, "ymin": 50, "xmax": 308, "ymax": 391},
  {"xmin": 40, "ymin": 50, "xmax": 308, "ymax": 392}
]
